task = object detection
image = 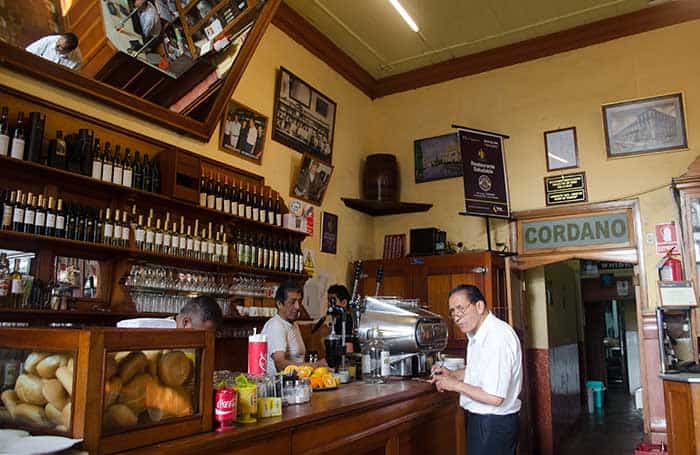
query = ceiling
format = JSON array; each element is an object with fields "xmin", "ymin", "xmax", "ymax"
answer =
[{"xmin": 284, "ymin": 0, "xmax": 655, "ymax": 79}]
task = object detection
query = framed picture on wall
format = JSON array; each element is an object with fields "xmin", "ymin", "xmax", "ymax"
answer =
[
  {"xmin": 291, "ymin": 154, "xmax": 334, "ymax": 206},
  {"xmin": 602, "ymin": 93, "xmax": 688, "ymax": 158},
  {"xmin": 272, "ymin": 67, "xmax": 337, "ymax": 164},
  {"xmin": 414, "ymin": 133, "xmax": 463, "ymax": 183},
  {"xmin": 544, "ymin": 127, "xmax": 579, "ymax": 171},
  {"xmin": 321, "ymin": 211, "xmax": 338, "ymax": 254},
  {"xmin": 219, "ymin": 100, "xmax": 268, "ymax": 163}
]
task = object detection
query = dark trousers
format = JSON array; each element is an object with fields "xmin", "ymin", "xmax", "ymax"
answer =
[{"xmin": 466, "ymin": 411, "xmax": 518, "ymax": 455}]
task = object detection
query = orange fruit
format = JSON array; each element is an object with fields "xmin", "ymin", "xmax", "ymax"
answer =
[{"xmin": 322, "ymin": 373, "xmax": 336, "ymax": 388}]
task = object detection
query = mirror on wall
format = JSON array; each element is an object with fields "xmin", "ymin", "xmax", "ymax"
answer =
[{"xmin": 0, "ymin": 0, "xmax": 279, "ymax": 140}]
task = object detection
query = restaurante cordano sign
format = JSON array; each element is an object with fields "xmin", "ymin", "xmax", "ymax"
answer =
[{"xmin": 521, "ymin": 212, "xmax": 630, "ymax": 252}]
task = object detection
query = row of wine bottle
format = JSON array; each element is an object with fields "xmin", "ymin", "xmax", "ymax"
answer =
[
  {"xmin": 199, "ymin": 173, "xmax": 284, "ymax": 226},
  {"xmin": 0, "ymin": 106, "xmax": 160, "ymax": 193}
]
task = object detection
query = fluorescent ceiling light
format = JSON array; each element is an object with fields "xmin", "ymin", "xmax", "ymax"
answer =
[{"xmin": 388, "ymin": 0, "xmax": 419, "ymax": 32}]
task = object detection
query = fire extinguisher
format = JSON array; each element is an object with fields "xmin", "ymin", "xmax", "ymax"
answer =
[{"xmin": 658, "ymin": 247, "xmax": 683, "ymax": 281}]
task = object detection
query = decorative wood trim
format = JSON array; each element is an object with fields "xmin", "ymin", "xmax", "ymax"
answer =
[{"xmin": 271, "ymin": 2, "xmax": 376, "ymax": 99}]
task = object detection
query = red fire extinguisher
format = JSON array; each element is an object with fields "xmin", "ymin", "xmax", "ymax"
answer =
[{"xmin": 658, "ymin": 247, "xmax": 683, "ymax": 281}]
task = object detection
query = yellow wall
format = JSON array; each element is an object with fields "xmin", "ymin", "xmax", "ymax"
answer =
[
  {"xmin": 525, "ymin": 267, "xmax": 548, "ymax": 349},
  {"xmin": 0, "ymin": 25, "xmax": 375, "ymax": 285}
]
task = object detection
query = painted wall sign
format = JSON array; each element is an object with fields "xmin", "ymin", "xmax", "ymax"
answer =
[
  {"xmin": 459, "ymin": 129, "xmax": 510, "ymax": 218},
  {"xmin": 544, "ymin": 172, "xmax": 587, "ymax": 206},
  {"xmin": 654, "ymin": 222, "xmax": 678, "ymax": 254},
  {"xmin": 522, "ymin": 212, "xmax": 630, "ymax": 251}
]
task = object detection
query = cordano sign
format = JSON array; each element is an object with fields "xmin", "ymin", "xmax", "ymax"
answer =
[{"xmin": 522, "ymin": 212, "xmax": 630, "ymax": 251}]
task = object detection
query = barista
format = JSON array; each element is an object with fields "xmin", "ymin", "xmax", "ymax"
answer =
[
  {"xmin": 261, "ymin": 281, "xmax": 327, "ymax": 375},
  {"xmin": 25, "ymin": 33, "xmax": 82, "ymax": 70},
  {"xmin": 327, "ymin": 284, "xmax": 355, "ymax": 353},
  {"xmin": 117, "ymin": 295, "xmax": 223, "ymax": 330}
]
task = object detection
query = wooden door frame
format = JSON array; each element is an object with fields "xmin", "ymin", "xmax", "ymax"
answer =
[{"xmin": 508, "ymin": 199, "xmax": 659, "ymax": 435}]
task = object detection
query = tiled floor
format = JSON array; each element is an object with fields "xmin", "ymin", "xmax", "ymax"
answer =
[{"xmin": 558, "ymin": 386, "xmax": 645, "ymax": 455}]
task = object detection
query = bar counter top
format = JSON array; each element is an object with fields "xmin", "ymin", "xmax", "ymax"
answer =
[
  {"xmin": 120, "ymin": 379, "xmax": 462, "ymax": 455},
  {"xmin": 660, "ymin": 372, "xmax": 700, "ymax": 383}
]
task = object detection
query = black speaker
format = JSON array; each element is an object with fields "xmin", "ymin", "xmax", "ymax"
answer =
[{"xmin": 410, "ymin": 228, "xmax": 447, "ymax": 256}]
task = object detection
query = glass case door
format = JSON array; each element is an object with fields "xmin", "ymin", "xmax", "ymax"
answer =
[{"xmin": 682, "ymin": 193, "xmax": 700, "ymax": 285}]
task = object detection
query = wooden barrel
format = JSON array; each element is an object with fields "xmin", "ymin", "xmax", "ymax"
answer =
[{"xmin": 363, "ymin": 154, "xmax": 399, "ymax": 202}]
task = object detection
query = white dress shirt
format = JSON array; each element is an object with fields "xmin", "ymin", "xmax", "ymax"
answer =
[
  {"xmin": 26, "ymin": 35, "xmax": 82, "ymax": 70},
  {"xmin": 139, "ymin": 2, "xmax": 162, "ymax": 38},
  {"xmin": 261, "ymin": 314, "xmax": 306, "ymax": 375},
  {"xmin": 461, "ymin": 313, "xmax": 522, "ymax": 415}
]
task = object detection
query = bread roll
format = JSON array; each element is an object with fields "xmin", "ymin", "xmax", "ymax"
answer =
[
  {"xmin": 143, "ymin": 350, "xmax": 162, "ymax": 377},
  {"xmin": 158, "ymin": 351, "xmax": 192, "ymax": 387},
  {"xmin": 62, "ymin": 402, "xmax": 72, "ymax": 428},
  {"xmin": 45, "ymin": 402, "xmax": 65, "ymax": 426},
  {"xmin": 15, "ymin": 374, "xmax": 47, "ymax": 406},
  {"xmin": 104, "ymin": 404, "xmax": 138, "ymax": 430},
  {"xmin": 42, "ymin": 379, "xmax": 69, "ymax": 410},
  {"xmin": 14, "ymin": 403, "xmax": 48, "ymax": 426},
  {"xmin": 36, "ymin": 354, "xmax": 67, "ymax": 379},
  {"xmin": 1, "ymin": 389, "xmax": 19, "ymax": 416},
  {"xmin": 118, "ymin": 373, "xmax": 151, "ymax": 415},
  {"xmin": 118, "ymin": 352, "xmax": 148, "ymax": 383},
  {"xmin": 55, "ymin": 424, "xmax": 68, "ymax": 432},
  {"xmin": 114, "ymin": 351, "xmax": 132, "ymax": 363},
  {"xmin": 104, "ymin": 376, "xmax": 122, "ymax": 409},
  {"xmin": 23, "ymin": 352, "xmax": 50, "ymax": 375},
  {"xmin": 55, "ymin": 366, "xmax": 73, "ymax": 396},
  {"xmin": 105, "ymin": 356, "xmax": 118, "ymax": 380},
  {"xmin": 146, "ymin": 380, "xmax": 192, "ymax": 420},
  {"xmin": 66, "ymin": 356, "xmax": 74, "ymax": 372}
]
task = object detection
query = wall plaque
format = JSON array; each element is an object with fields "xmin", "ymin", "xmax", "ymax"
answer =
[
  {"xmin": 522, "ymin": 212, "xmax": 630, "ymax": 251},
  {"xmin": 544, "ymin": 172, "xmax": 587, "ymax": 206}
]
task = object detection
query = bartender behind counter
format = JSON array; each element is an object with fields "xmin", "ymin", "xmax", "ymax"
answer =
[
  {"xmin": 327, "ymin": 284, "xmax": 355, "ymax": 352},
  {"xmin": 117, "ymin": 295, "xmax": 223, "ymax": 330},
  {"xmin": 431, "ymin": 285, "xmax": 522, "ymax": 455},
  {"xmin": 262, "ymin": 281, "xmax": 327, "ymax": 375}
]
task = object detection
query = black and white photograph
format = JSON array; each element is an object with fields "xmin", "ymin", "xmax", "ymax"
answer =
[
  {"xmin": 219, "ymin": 100, "xmax": 268, "ymax": 163},
  {"xmin": 272, "ymin": 67, "xmax": 336, "ymax": 164},
  {"xmin": 603, "ymin": 93, "xmax": 688, "ymax": 157},
  {"xmin": 291, "ymin": 155, "xmax": 333, "ymax": 205},
  {"xmin": 544, "ymin": 127, "xmax": 579, "ymax": 171},
  {"xmin": 414, "ymin": 133, "xmax": 462, "ymax": 183}
]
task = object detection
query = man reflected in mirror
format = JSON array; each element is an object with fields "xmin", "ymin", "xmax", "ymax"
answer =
[{"xmin": 26, "ymin": 33, "xmax": 82, "ymax": 70}]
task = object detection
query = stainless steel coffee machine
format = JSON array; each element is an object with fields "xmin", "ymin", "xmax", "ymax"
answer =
[{"xmin": 357, "ymin": 296, "xmax": 448, "ymax": 377}]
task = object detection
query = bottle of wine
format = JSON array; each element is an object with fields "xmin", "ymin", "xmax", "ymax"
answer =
[
  {"xmin": 0, "ymin": 252, "xmax": 10, "ymax": 307},
  {"xmin": 200, "ymin": 228, "xmax": 208, "ymax": 261},
  {"xmin": 199, "ymin": 174, "xmax": 208, "ymax": 207},
  {"xmin": 113, "ymin": 209, "xmax": 122, "ymax": 247},
  {"xmin": 135, "ymin": 214, "xmax": 145, "ymax": 250},
  {"xmin": 275, "ymin": 195, "xmax": 283, "ymax": 226},
  {"xmin": 206, "ymin": 173, "xmax": 216, "ymax": 209},
  {"xmin": 0, "ymin": 107, "xmax": 10, "ymax": 157},
  {"xmin": 144, "ymin": 216, "xmax": 154, "ymax": 252},
  {"xmin": 221, "ymin": 232, "xmax": 229, "ymax": 264},
  {"xmin": 95, "ymin": 209, "xmax": 104, "ymax": 244},
  {"xmin": 112, "ymin": 146, "xmax": 123, "ymax": 186},
  {"xmin": 192, "ymin": 219, "xmax": 201, "ymax": 259},
  {"xmin": 65, "ymin": 202, "xmax": 76, "ymax": 240},
  {"xmin": 207, "ymin": 222, "xmax": 215, "ymax": 262},
  {"xmin": 9, "ymin": 259, "xmax": 23, "ymax": 309},
  {"xmin": 178, "ymin": 217, "xmax": 187, "ymax": 256},
  {"xmin": 103, "ymin": 208, "xmax": 114, "ymax": 246},
  {"xmin": 12, "ymin": 191, "xmax": 25, "ymax": 232},
  {"xmin": 143, "ymin": 154, "xmax": 152, "ymax": 192},
  {"xmin": 185, "ymin": 225, "xmax": 194, "ymax": 258},
  {"xmin": 151, "ymin": 158, "xmax": 161, "ymax": 193},
  {"xmin": 121, "ymin": 211, "xmax": 130, "ymax": 248},
  {"xmin": 122, "ymin": 148, "xmax": 133, "ymax": 188},
  {"xmin": 23, "ymin": 193, "xmax": 36, "ymax": 234},
  {"xmin": 44, "ymin": 196, "xmax": 56, "ymax": 237},
  {"xmin": 55, "ymin": 198, "xmax": 65, "ymax": 238},
  {"xmin": 259, "ymin": 187, "xmax": 268, "ymax": 224},
  {"xmin": 47, "ymin": 130, "xmax": 68, "ymax": 170},
  {"xmin": 75, "ymin": 205, "xmax": 85, "ymax": 241},
  {"xmin": 257, "ymin": 234, "xmax": 265, "ymax": 268},
  {"xmin": 85, "ymin": 207, "xmax": 95, "ymax": 244},
  {"xmin": 9, "ymin": 112, "xmax": 25, "ymax": 160},
  {"xmin": 236, "ymin": 182, "xmax": 245, "ymax": 218},
  {"xmin": 101, "ymin": 142, "xmax": 113, "ymax": 183},
  {"xmin": 267, "ymin": 191, "xmax": 275, "ymax": 225},
  {"xmin": 223, "ymin": 177, "xmax": 232, "ymax": 214},
  {"xmin": 215, "ymin": 175, "xmax": 223, "ymax": 212},
  {"xmin": 154, "ymin": 218, "xmax": 164, "ymax": 254},
  {"xmin": 133, "ymin": 151, "xmax": 144, "ymax": 190},
  {"xmin": 2, "ymin": 191, "xmax": 15, "ymax": 230},
  {"xmin": 163, "ymin": 219, "xmax": 171, "ymax": 255},
  {"xmin": 251, "ymin": 185, "xmax": 260, "ymax": 221},
  {"xmin": 91, "ymin": 139, "xmax": 102, "ymax": 180}
]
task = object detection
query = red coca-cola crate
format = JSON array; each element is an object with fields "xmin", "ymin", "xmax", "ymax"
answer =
[{"xmin": 634, "ymin": 443, "xmax": 667, "ymax": 455}]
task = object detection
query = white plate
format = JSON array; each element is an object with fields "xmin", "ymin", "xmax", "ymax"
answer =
[
  {"xmin": 1, "ymin": 436, "xmax": 82, "ymax": 455},
  {"xmin": 0, "ymin": 429, "xmax": 30, "ymax": 451}
]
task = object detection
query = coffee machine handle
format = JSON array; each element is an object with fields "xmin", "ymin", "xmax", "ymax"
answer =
[{"xmin": 374, "ymin": 265, "xmax": 384, "ymax": 297}]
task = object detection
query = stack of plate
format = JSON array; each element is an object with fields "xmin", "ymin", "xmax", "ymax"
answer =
[{"xmin": 0, "ymin": 430, "xmax": 82, "ymax": 455}]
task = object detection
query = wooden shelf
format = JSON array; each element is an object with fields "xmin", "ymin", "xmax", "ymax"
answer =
[
  {"xmin": 0, "ymin": 229, "xmax": 307, "ymax": 279},
  {"xmin": 0, "ymin": 156, "xmax": 308, "ymax": 238},
  {"xmin": 341, "ymin": 198, "xmax": 433, "ymax": 216}
]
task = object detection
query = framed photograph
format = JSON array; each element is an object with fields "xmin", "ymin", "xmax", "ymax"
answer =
[
  {"xmin": 219, "ymin": 101, "xmax": 268, "ymax": 163},
  {"xmin": 321, "ymin": 212, "xmax": 338, "ymax": 254},
  {"xmin": 272, "ymin": 67, "xmax": 337, "ymax": 164},
  {"xmin": 414, "ymin": 133, "xmax": 462, "ymax": 183},
  {"xmin": 603, "ymin": 93, "xmax": 688, "ymax": 157},
  {"xmin": 291, "ymin": 155, "xmax": 334, "ymax": 206},
  {"xmin": 544, "ymin": 127, "xmax": 578, "ymax": 171}
]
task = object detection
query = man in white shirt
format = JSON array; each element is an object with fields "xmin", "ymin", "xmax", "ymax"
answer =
[
  {"xmin": 117, "ymin": 295, "xmax": 223, "ymax": 330},
  {"xmin": 26, "ymin": 33, "xmax": 82, "ymax": 70},
  {"xmin": 261, "ymin": 281, "xmax": 326, "ymax": 375},
  {"xmin": 431, "ymin": 285, "xmax": 522, "ymax": 455},
  {"xmin": 229, "ymin": 115, "xmax": 242, "ymax": 149}
]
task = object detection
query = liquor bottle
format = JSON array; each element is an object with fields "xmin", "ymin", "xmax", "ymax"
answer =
[
  {"xmin": 113, "ymin": 209, "xmax": 122, "ymax": 247},
  {"xmin": 221, "ymin": 232, "xmax": 229, "ymax": 264},
  {"xmin": 282, "ymin": 239, "xmax": 290, "ymax": 272},
  {"xmin": 2, "ymin": 191, "xmax": 15, "ymax": 230},
  {"xmin": 236, "ymin": 182, "xmax": 246, "ymax": 218},
  {"xmin": 207, "ymin": 222, "xmax": 215, "ymax": 261},
  {"xmin": 251, "ymin": 185, "xmax": 260, "ymax": 221},
  {"xmin": 0, "ymin": 253, "xmax": 9, "ymax": 307},
  {"xmin": 0, "ymin": 107, "xmax": 10, "ymax": 157},
  {"xmin": 245, "ymin": 183, "xmax": 253, "ymax": 220},
  {"xmin": 23, "ymin": 193, "xmax": 36, "ymax": 234},
  {"xmin": 259, "ymin": 188, "xmax": 268, "ymax": 224},
  {"xmin": 163, "ymin": 219, "xmax": 171, "ymax": 255},
  {"xmin": 143, "ymin": 154, "xmax": 152, "ymax": 192},
  {"xmin": 10, "ymin": 259, "xmax": 23, "ymax": 309},
  {"xmin": 213, "ymin": 231, "xmax": 222, "ymax": 263},
  {"xmin": 112, "ymin": 146, "xmax": 123, "ymax": 186},
  {"xmin": 133, "ymin": 151, "xmax": 144, "ymax": 190},
  {"xmin": 75, "ymin": 205, "xmax": 85, "ymax": 241},
  {"xmin": 55, "ymin": 198, "xmax": 65, "ymax": 238},
  {"xmin": 267, "ymin": 191, "xmax": 275, "ymax": 225},
  {"xmin": 215, "ymin": 175, "xmax": 223, "ymax": 212},
  {"xmin": 85, "ymin": 208, "xmax": 95, "ymax": 244},
  {"xmin": 175, "ymin": 216, "xmax": 184, "ymax": 256},
  {"xmin": 200, "ymin": 228, "xmax": 208, "ymax": 261},
  {"xmin": 223, "ymin": 177, "xmax": 232, "ymax": 214},
  {"xmin": 272, "ymin": 237, "xmax": 281, "ymax": 271},
  {"xmin": 151, "ymin": 158, "xmax": 161, "ymax": 193},
  {"xmin": 103, "ymin": 208, "xmax": 114, "ymax": 245},
  {"xmin": 144, "ymin": 217, "xmax": 154, "ymax": 252},
  {"xmin": 65, "ymin": 202, "xmax": 76, "ymax": 240},
  {"xmin": 256, "ymin": 234, "xmax": 264, "ymax": 268},
  {"xmin": 262, "ymin": 236, "xmax": 270, "ymax": 269},
  {"xmin": 121, "ymin": 211, "xmax": 130, "ymax": 248},
  {"xmin": 231, "ymin": 180, "xmax": 239, "ymax": 216},
  {"xmin": 10, "ymin": 112, "xmax": 26, "ymax": 160},
  {"xmin": 193, "ymin": 219, "xmax": 201, "ymax": 259},
  {"xmin": 95, "ymin": 209, "xmax": 104, "ymax": 244},
  {"xmin": 12, "ymin": 191, "xmax": 25, "ymax": 232},
  {"xmin": 91, "ymin": 139, "xmax": 103, "ymax": 180},
  {"xmin": 122, "ymin": 148, "xmax": 133, "ymax": 188},
  {"xmin": 44, "ymin": 196, "xmax": 56, "ymax": 237},
  {"xmin": 186, "ymin": 225, "xmax": 194, "ymax": 258},
  {"xmin": 47, "ymin": 130, "xmax": 67, "ymax": 170},
  {"xmin": 274, "ymin": 195, "xmax": 282, "ymax": 226},
  {"xmin": 199, "ymin": 174, "xmax": 208, "ymax": 207},
  {"xmin": 240, "ymin": 231, "xmax": 250, "ymax": 266},
  {"xmin": 206, "ymin": 173, "xmax": 216, "ymax": 209},
  {"xmin": 132, "ymin": 214, "xmax": 144, "ymax": 249},
  {"xmin": 101, "ymin": 142, "xmax": 113, "ymax": 183},
  {"xmin": 155, "ymin": 218, "xmax": 164, "ymax": 254}
]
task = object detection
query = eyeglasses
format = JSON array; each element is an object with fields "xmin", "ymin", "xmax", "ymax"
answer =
[{"xmin": 448, "ymin": 303, "xmax": 474, "ymax": 320}]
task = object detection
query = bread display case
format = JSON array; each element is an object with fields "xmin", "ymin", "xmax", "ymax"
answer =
[{"xmin": 0, "ymin": 327, "xmax": 215, "ymax": 454}]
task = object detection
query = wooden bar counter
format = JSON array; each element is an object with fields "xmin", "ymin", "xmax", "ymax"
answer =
[
  {"xmin": 662, "ymin": 373, "xmax": 700, "ymax": 455},
  {"xmin": 119, "ymin": 380, "xmax": 465, "ymax": 455}
]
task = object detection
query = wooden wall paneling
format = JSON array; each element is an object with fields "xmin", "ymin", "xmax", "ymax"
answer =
[
  {"xmin": 663, "ymin": 380, "xmax": 696, "ymax": 455},
  {"xmin": 426, "ymin": 274, "xmax": 456, "ymax": 341},
  {"xmin": 641, "ymin": 311, "xmax": 667, "ymax": 436},
  {"xmin": 217, "ymin": 432, "xmax": 291, "ymax": 455}
]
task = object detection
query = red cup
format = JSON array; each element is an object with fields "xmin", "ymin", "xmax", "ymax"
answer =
[
  {"xmin": 248, "ymin": 336, "xmax": 268, "ymax": 376},
  {"xmin": 214, "ymin": 388, "xmax": 236, "ymax": 432}
]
